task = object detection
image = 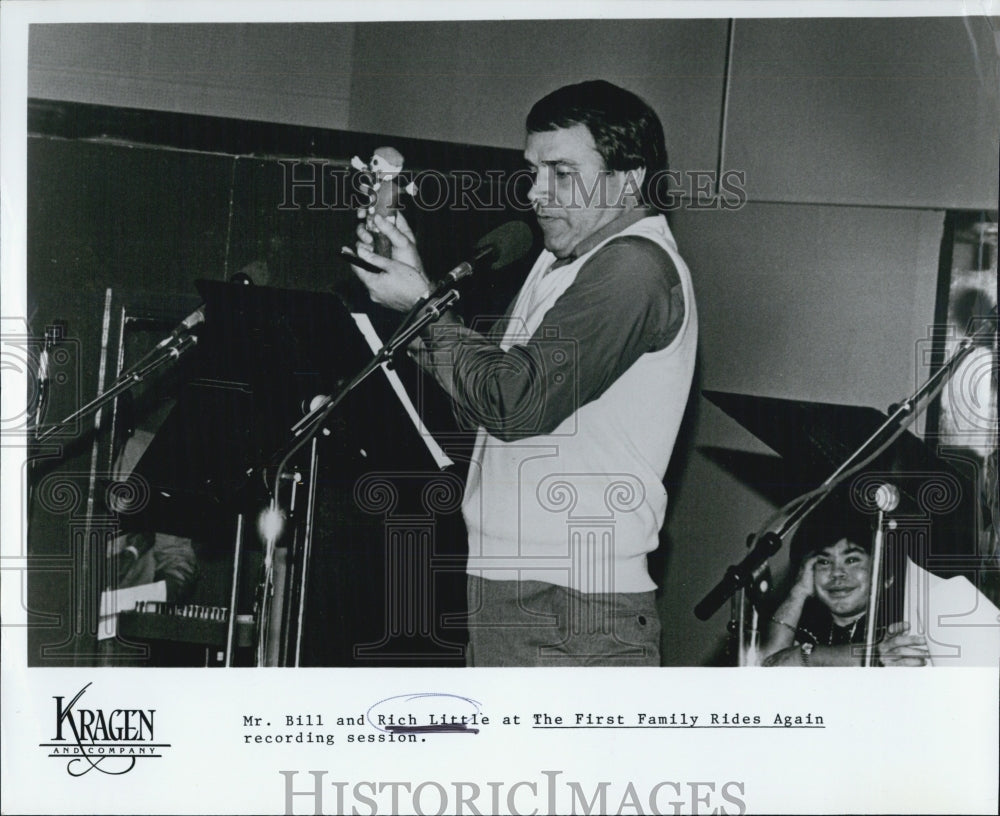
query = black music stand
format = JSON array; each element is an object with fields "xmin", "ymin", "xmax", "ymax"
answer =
[
  {"xmin": 702, "ymin": 390, "xmax": 980, "ymax": 577},
  {"xmin": 125, "ymin": 281, "xmax": 465, "ymax": 666}
]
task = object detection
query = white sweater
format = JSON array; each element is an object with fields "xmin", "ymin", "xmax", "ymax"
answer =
[{"xmin": 463, "ymin": 215, "xmax": 697, "ymax": 593}]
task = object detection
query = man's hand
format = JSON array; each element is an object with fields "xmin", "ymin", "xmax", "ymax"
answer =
[
  {"xmin": 115, "ymin": 547, "xmax": 138, "ymax": 583},
  {"xmin": 346, "ymin": 213, "xmax": 431, "ymax": 312},
  {"xmin": 877, "ymin": 622, "xmax": 930, "ymax": 667}
]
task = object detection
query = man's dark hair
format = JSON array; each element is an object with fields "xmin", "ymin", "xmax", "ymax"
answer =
[{"xmin": 526, "ymin": 80, "xmax": 668, "ymax": 209}]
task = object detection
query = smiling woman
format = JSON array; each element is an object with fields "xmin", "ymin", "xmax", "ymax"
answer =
[
  {"xmin": 811, "ymin": 540, "xmax": 872, "ymax": 629},
  {"xmin": 760, "ymin": 496, "xmax": 930, "ymax": 667}
]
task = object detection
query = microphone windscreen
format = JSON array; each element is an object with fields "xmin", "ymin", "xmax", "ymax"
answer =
[
  {"xmin": 874, "ymin": 483, "xmax": 900, "ymax": 513},
  {"xmin": 475, "ymin": 221, "xmax": 534, "ymax": 270}
]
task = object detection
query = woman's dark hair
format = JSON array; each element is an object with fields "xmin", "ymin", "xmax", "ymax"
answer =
[
  {"xmin": 789, "ymin": 493, "xmax": 875, "ymax": 566},
  {"xmin": 526, "ymin": 80, "xmax": 668, "ymax": 209},
  {"xmin": 786, "ymin": 485, "xmax": 910, "ymax": 635}
]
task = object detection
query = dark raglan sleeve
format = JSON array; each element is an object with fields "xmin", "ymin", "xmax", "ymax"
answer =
[{"xmin": 410, "ymin": 235, "xmax": 685, "ymax": 442}]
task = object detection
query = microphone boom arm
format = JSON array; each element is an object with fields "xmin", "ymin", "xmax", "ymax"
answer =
[
  {"xmin": 34, "ymin": 334, "xmax": 198, "ymax": 445},
  {"xmin": 694, "ymin": 312, "xmax": 997, "ymax": 623}
]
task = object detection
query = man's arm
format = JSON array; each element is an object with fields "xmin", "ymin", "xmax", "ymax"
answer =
[{"xmin": 412, "ymin": 236, "xmax": 685, "ymax": 442}]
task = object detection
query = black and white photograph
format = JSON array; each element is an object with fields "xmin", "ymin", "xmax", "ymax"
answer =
[{"xmin": 1, "ymin": 1, "xmax": 998, "ymax": 814}]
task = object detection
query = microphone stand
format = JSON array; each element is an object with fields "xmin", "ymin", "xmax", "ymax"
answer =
[
  {"xmin": 252, "ymin": 287, "xmax": 461, "ymax": 666},
  {"xmin": 287, "ymin": 288, "xmax": 459, "ymax": 450},
  {"xmin": 695, "ymin": 313, "xmax": 996, "ymax": 662},
  {"xmin": 34, "ymin": 334, "xmax": 199, "ymax": 445}
]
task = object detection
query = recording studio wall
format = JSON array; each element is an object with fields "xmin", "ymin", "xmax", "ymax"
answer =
[
  {"xmin": 25, "ymin": 17, "xmax": 1000, "ymax": 665},
  {"xmin": 348, "ymin": 18, "xmax": 998, "ymax": 210}
]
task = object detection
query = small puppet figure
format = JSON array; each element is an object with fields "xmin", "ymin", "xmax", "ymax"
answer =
[{"xmin": 351, "ymin": 146, "xmax": 418, "ymax": 258}]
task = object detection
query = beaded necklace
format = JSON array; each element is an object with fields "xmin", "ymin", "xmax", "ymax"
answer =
[
  {"xmin": 790, "ymin": 614, "xmax": 865, "ymax": 646},
  {"xmin": 828, "ymin": 617, "xmax": 862, "ymax": 645}
]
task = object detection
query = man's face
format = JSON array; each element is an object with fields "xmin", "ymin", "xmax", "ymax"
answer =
[
  {"xmin": 524, "ymin": 124, "xmax": 640, "ymax": 259},
  {"xmin": 812, "ymin": 539, "xmax": 872, "ymax": 626}
]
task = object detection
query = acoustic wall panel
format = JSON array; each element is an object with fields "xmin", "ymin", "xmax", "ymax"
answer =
[
  {"xmin": 350, "ymin": 19, "xmax": 729, "ymax": 179},
  {"xmin": 28, "ymin": 23, "xmax": 356, "ymax": 130},
  {"xmin": 724, "ymin": 17, "xmax": 1000, "ymax": 209}
]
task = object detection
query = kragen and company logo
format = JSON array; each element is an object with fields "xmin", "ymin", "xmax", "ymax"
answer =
[{"xmin": 39, "ymin": 682, "xmax": 169, "ymax": 776}]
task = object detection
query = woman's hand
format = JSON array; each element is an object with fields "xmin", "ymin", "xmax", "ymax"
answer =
[
  {"xmin": 877, "ymin": 622, "xmax": 930, "ymax": 667},
  {"xmin": 788, "ymin": 554, "xmax": 818, "ymax": 600}
]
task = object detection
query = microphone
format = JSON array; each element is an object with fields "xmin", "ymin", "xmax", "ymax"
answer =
[
  {"xmin": 874, "ymin": 483, "xmax": 900, "ymax": 513},
  {"xmin": 479, "ymin": 220, "xmax": 534, "ymax": 269},
  {"xmin": 33, "ymin": 338, "xmax": 51, "ymax": 436},
  {"xmin": 33, "ymin": 323, "xmax": 65, "ymax": 436},
  {"xmin": 380, "ymin": 220, "xmax": 535, "ymax": 350},
  {"xmin": 443, "ymin": 221, "xmax": 534, "ymax": 283},
  {"xmin": 153, "ymin": 306, "xmax": 206, "ymax": 350}
]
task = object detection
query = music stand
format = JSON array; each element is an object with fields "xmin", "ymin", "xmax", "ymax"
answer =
[
  {"xmin": 701, "ymin": 390, "xmax": 979, "ymax": 569},
  {"xmin": 126, "ymin": 280, "xmax": 463, "ymax": 666}
]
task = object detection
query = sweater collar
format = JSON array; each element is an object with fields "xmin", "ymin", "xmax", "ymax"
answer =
[{"xmin": 549, "ymin": 206, "xmax": 657, "ymax": 270}]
